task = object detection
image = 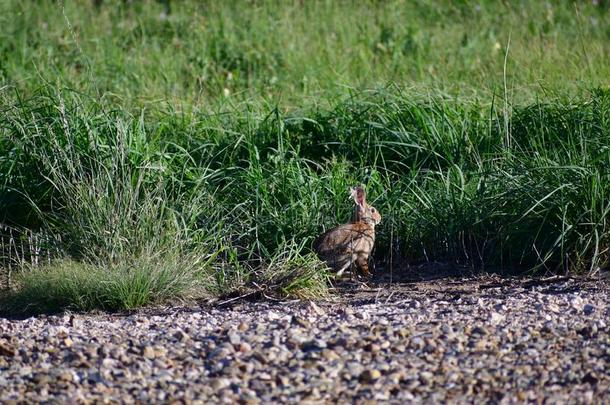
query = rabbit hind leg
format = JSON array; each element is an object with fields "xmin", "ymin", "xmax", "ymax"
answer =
[{"xmin": 355, "ymin": 256, "xmax": 372, "ymax": 278}]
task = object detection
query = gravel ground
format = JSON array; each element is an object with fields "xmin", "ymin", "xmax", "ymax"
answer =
[{"xmin": 0, "ymin": 275, "xmax": 608, "ymax": 404}]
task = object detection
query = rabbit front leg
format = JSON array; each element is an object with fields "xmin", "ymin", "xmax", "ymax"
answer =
[{"xmin": 335, "ymin": 257, "xmax": 353, "ymax": 277}]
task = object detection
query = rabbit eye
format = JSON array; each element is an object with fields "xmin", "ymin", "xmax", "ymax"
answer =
[{"xmin": 370, "ymin": 208, "xmax": 376, "ymax": 213}]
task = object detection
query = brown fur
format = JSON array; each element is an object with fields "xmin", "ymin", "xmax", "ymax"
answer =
[{"xmin": 314, "ymin": 186, "xmax": 381, "ymax": 278}]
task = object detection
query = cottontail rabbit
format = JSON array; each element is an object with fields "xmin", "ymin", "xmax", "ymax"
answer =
[{"xmin": 314, "ymin": 186, "xmax": 381, "ymax": 278}]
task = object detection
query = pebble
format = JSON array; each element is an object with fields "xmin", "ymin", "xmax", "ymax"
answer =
[
  {"xmin": 583, "ymin": 304, "xmax": 595, "ymax": 315},
  {"xmin": 0, "ymin": 277, "xmax": 608, "ymax": 403},
  {"xmin": 142, "ymin": 346, "xmax": 156, "ymax": 359},
  {"xmin": 228, "ymin": 331, "xmax": 241, "ymax": 346},
  {"xmin": 359, "ymin": 369, "xmax": 381, "ymax": 382}
]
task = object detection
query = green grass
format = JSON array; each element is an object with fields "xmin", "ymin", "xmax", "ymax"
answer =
[
  {"xmin": 1, "ymin": 1, "xmax": 609, "ymax": 314},
  {"xmin": 3, "ymin": 257, "xmax": 202, "ymax": 314},
  {"xmin": 1, "ymin": 0, "xmax": 608, "ymax": 109}
]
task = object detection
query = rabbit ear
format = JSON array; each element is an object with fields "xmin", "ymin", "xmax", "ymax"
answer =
[{"xmin": 350, "ymin": 186, "xmax": 366, "ymax": 207}]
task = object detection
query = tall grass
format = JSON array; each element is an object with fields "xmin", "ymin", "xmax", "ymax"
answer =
[
  {"xmin": 0, "ymin": 1, "xmax": 609, "ymax": 313},
  {"xmin": 2, "ymin": 86, "xmax": 610, "ymax": 313},
  {"xmin": 4, "ymin": 88, "xmax": 610, "ymax": 264}
]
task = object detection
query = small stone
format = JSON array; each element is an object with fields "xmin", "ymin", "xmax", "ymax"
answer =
[
  {"xmin": 55, "ymin": 327, "xmax": 69, "ymax": 338},
  {"xmin": 291, "ymin": 316, "xmax": 311, "ymax": 328},
  {"xmin": 251, "ymin": 351, "xmax": 267, "ymax": 364},
  {"xmin": 33, "ymin": 374, "xmax": 51, "ymax": 385},
  {"xmin": 397, "ymin": 328, "xmax": 411, "ymax": 338},
  {"xmin": 57, "ymin": 371, "xmax": 73, "ymax": 382},
  {"xmin": 173, "ymin": 329, "xmax": 189, "ymax": 342},
  {"xmin": 342, "ymin": 307, "xmax": 355, "ymax": 316},
  {"xmin": 0, "ymin": 342, "xmax": 16, "ymax": 357},
  {"xmin": 489, "ymin": 312, "xmax": 504, "ymax": 325},
  {"xmin": 471, "ymin": 326, "xmax": 487, "ymax": 336},
  {"xmin": 410, "ymin": 337, "xmax": 424, "ymax": 350},
  {"xmin": 360, "ymin": 369, "xmax": 381, "ymax": 382},
  {"xmin": 302, "ymin": 339, "xmax": 327, "ymax": 351},
  {"xmin": 420, "ymin": 371, "xmax": 433, "ymax": 384},
  {"xmin": 330, "ymin": 337, "xmax": 348, "ymax": 348},
  {"xmin": 571, "ymin": 296, "xmax": 584, "ymax": 311},
  {"xmin": 394, "ymin": 344, "xmax": 407, "ymax": 353},
  {"xmin": 365, "ymin": 343, "xmax": 381, "ymax": 353},
  {"xmin": 322, "ymin": 349, "xmax": 339, "ymax": 361},
  {"xmin": 347, "ymin": 362, "xmax": 363, "ymax": 377},
  {"xmin": 228, "ymin": 331, "xmax": 241, "ymax": 346},
  {"xmin": 547, "ymin": 303, "xmax": 561, "ymax": 313},
  {"xmin": 308, "ymin": 301, "xmax": 325, "ymax": 316},
  {"xmin": 142, "ymin": 346, "xmax": 156, "ymax": 359}
]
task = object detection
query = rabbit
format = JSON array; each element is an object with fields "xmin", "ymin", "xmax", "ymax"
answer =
[{"xmin": 314, "ymin": 186, "xmax": 381, "ymax": 278}]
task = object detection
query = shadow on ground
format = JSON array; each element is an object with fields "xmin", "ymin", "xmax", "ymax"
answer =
[{"xmin": 331, "ymin": 261, "xmax": 609, "ymax": 307}]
